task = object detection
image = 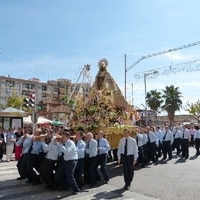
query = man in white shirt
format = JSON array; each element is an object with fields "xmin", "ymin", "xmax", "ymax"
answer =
[
  {"xmin": 136, "ymin": 128, "xmax": 145, "ymax": 168},
  {"xmin": 162, "ymin": 126, "xmax": 173, "ymax": 160},
  {"xmin": 94, "ymin": 131, "xmax": 110, "ymax": 184},
  {"xmin": 172, "ymin": 126, "xmax": 182, "ymax": 156},
  {"xmin": 146, "ymin": 126, "xmax": 158, "ymax": 163},
  {"xmin": 181, "ymin": 125, "xmax": 190, "ymax": 159},
  {"xmin": 55, "ymin": 130, "xmax": 79, "ymax": 195},
  {"xmin": 117, "ymin": 129, "xmax": 138, "ymax": 190},
  {"xmin": 155, "ymin": 126, "xmax": 163, "ymax": 158},
  {"xmin": 74, "ymin": 129, "xmax": 85, "ymax": 190},
  {"xmin": 40, "ymin": 129, "xmax": 59, "ymax": 190},
  {"xmin": 85, "ymin": 132, "xmax": 98, "ymax": 188},
  {"xmin": 193, "ymin": 126, "xmax": 200, "ymax": 156}
]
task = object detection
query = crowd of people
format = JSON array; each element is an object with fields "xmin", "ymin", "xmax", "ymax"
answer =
[
  {"xmin": 0, "ymin": 122, "xmax": 199, "ymax": 195},
  {"xmin": 135, "ymin": 123, "xmax": 199, "ymax": 168},
  {"xmin": 0, "ymin": 125, "xmax": 111, "ymax": 196}
]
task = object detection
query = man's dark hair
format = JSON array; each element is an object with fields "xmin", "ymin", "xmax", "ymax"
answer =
[{"xmin": 63, "ymin": 130, "xmax": 70, "ymax": 137}]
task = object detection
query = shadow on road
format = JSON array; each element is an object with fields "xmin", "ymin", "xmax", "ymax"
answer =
[
  {"xmin": 189, "ymin": 155, "xmax": 198, "ymax": 160},
  {"xmin": 91, "ymin": 188, "xmax": 125, "ymax": 200},
  {"xmin": 174, "ymin": 158, "xmax": 186, "ymax": 164}
]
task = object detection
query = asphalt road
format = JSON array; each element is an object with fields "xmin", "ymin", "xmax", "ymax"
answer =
[{"xmin": 0, "ymin": 147, "xmax": 200, "ymax": 200}]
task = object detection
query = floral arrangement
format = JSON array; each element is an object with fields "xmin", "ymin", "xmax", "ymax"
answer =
[{"xmin": 73, "ymin": 89, "xmax": 139, "ymax": 131}]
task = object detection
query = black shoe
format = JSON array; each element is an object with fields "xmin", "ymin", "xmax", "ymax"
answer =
[
  {"xmin": 104, "ymin": 180, "xmax": 109, "ymax": 184},
  {"xmin": 72, "ymin": 191, "xmax": 79, "ymax": 195},
  {"xmin": 126, "ymin": 186, "xmax": 130, "ymax": 190},
  {"xmin": 44, "ymin": 185, "xmax": 50, "ymax": 189},
  {"xmin": 50, "ymin": 186, "xmax": 58, "ymax": 191},
  {"xmin": 95, "ymin": 177, "xmax": 101, "ymax": 181},
  {"xmin": 90, "ymin": 184, "xmax": 96, "ymax": 188},
  {"xmin": 123, "ymin": 184, "xmax": 130, "ymax": 190},
  {"xmin": 32, "ymin": 181, "xmax": 41, "ymax": 185},
  {"xmin": 16, "ymin": 177, "xmax": 25, "ymax": 180},
  {"xmin": 78, "ymin": 185, "xmax": 82, "ymax": 190},
  {"xmin": 25, "ymin": 180, "xmax": 32, "ymax": 183},
  {"xmin": 57, "ymin": 187, "xmax": 68, "ymax": 191}
]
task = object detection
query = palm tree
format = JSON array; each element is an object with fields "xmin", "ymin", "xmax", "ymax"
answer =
[
  {"xmin": 162, "ymin": 85, "xmax": 183, "ymax": 125},
  {"xmin": 146, "ymin": 89, "xmax": 163, "ymax": 122}
]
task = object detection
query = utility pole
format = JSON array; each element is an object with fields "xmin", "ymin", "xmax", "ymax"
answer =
[
  {"xmin": 144, "ymin": 74, "xmax": 147, "ymax": 126},
  {"xmin": 144, "ymin": 71, "xmax": 158, "ymax": 126},
  {"xmin": 125, "ymin": 41, "xmax": 200, "ymax": 98},
  {"xmin": 131, "ymin": 83, "xmax": 134, "ymax": 107},
  {"xmin": 124, "ymin": 54, "xmax": 127, "ymax": 99}
]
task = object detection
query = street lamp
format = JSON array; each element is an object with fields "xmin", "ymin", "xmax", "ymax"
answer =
[{"xmin": 144, "ymin": 70, "xmax": 158, "ymax": 126}]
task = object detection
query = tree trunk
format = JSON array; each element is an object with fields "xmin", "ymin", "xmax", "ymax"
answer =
[{"xmin": 168, "ymin": 111, "xmax": 175, "ymax": 126}]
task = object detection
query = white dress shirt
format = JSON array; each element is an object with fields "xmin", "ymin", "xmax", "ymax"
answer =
[
  {"xmin": 162, "ymin": 130, "xmax": 174, "ymax": 145},
  {"xmin": 181, "ymin": 128, "xmax": 190, "ymax": 140},
  {"xmin": 42, "ymin": 136, "xmax": 60, "ymax": 161},
  {"xmin": 194, "ymin": 130, "xmax": 200, "ymax": 140},
  {"xmin": 97, "ymin": 138, "xmax": 111, "ymax": 155},
  {"xmin": 136, "ymin": 133, "xmax": 144, "ymax": 147},
  {"xmin": 117, "ymin": 136, "xmax": 138, "ymax": 160},
  {"xmin": 16, "ymin": 136, "xmax": 32, "ymax": 154},
  {"xmin": 156, "ymin": 130, "xmax": 164, "ymax": 142},
  {"xmin": 142, "ymin": 134, "xmax": 148, "ymax": 145},
  {"xmin": 85, "ymin": 139, "xmax": 98, "ymax": 158},
  {"xmin": 173, "ymin": 130, "xmax": 182, "ymax": 139},
  {"xmin": 147, "ymin": 131, "xmax": 158, "ymax": 145},
  {"xmin": 76, "ymin": 139, "xmax": 86, "ymax": 159},
  {"xmin": 60, "ymin": 139, "xmax": 78, "ymax": 161}
]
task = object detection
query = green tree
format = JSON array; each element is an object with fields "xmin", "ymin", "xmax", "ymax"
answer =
[
  {"xmin": 146, "ymin": 89, "xmax": 163, "ymax": 111},
  {"xmin": 185, "ymin": 100, "xmax": 200, "ymax": 117},
  {"xmin": 6, "ymin": 90, "xmax": 23, "ymax": 109},
  {"xmin": 60, "ymin": 95, "xmax": 75, "ymax": 108},
  {"xmin": 146, "ymin": 89, "xmax": 163, "ymax": 122},
  {"xmin": 162, "ymin": 85, "xmax": 183, "ymax": 125}
]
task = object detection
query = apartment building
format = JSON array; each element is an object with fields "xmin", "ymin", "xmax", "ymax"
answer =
[
  {"xmin": 0, "ymin": 76, "xmax": 60, "ymax": 106},
  {"xmin": 0, "ymin": 75, "xmax": 92, "ymax": 108}
]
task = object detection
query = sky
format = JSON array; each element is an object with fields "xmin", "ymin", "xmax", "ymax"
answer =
[{"xmin": 0, "ymin": 0, "xmax": 200, "ymax": 115}]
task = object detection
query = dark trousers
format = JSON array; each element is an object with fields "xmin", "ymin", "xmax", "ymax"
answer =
[
  {"xmin": 190, "ymin": 135, "xmax": 194, "ymax": 147},
  {"xmin": 138, "ymin": 146, "xmax": 145, "ymax": 167},
  {"xmin": 0, "ymin": 145, "xmax": 3, "ymax": 159},
  {"xmin": 181, "ymin": 139, "xmax": 189, "ymax": 158},
  {"xmin": 55, "ymin": 159, "xmax": 79, "ymax": 192},
  {"xmin": 16, "ymin": 154, "xmax": 26, "ymax": 178},
  {"xmin": 157, "ymin": 141, "xmax": 162, "ymax": 157},
  {"xmin": 172, "ymin": 138, "xmax": 181, "ymax": 155},
  {"xmin": 113, "ymin": 149, "xmax": 118, "ymax": 161},
  {"xmin": 121, "ymin": 154, "xmax": 134, "ymax": 187},
  {"xmin": 107, "ymin": 150, "xmax": 113, "ymax": 162},
  {"xmin": 19, "ymin": 153, "xmax": 29, "ymax": 179},
  {"xmin": 195, "ymin": 138, "xmax": 200, "ymax": 155},
  {"xmin": 26, "ymin": 154, "xmax": 41, "ymax": 183},
  {"xmin": 41, "ymin": 158, "xmax": 57, "ymax": 188},
  {"xmin": 146, "ymin": 142, "xmax": 156, "ymax": 163},
  {"xmin": 35, "ymin": 152, "xmax": 46, "ymax": 174},
  {"xmin": 74, "ymin": 158, "xmax": 84, "ymax": 189},
  {"xmin": 142, "ymin": 144, "xmax": 147, "ymax": 163},
  {"xmin": 84, "ymin": 156, "xmax": 97, "ymax": 185},
  {"xmin": 94, "ymin": 154, "xmax": 109, "ymax": 182},
  {"xmin": 162, "ymin": 141, "xmax": 172, "ymax": 159}
]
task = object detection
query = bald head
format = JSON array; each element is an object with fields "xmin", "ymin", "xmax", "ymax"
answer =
[
  {"xmin": 86, "ymin": 132, "xmax": 93, "ymax": 142},
  {"xmin": 98, "ymin": 131, "xmax": 104, "ymax": 139}
]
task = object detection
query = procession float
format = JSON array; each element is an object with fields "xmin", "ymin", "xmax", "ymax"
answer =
[{"xmin": 72, "ymin": 58, "xmax": 140, "ymax": 149}]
